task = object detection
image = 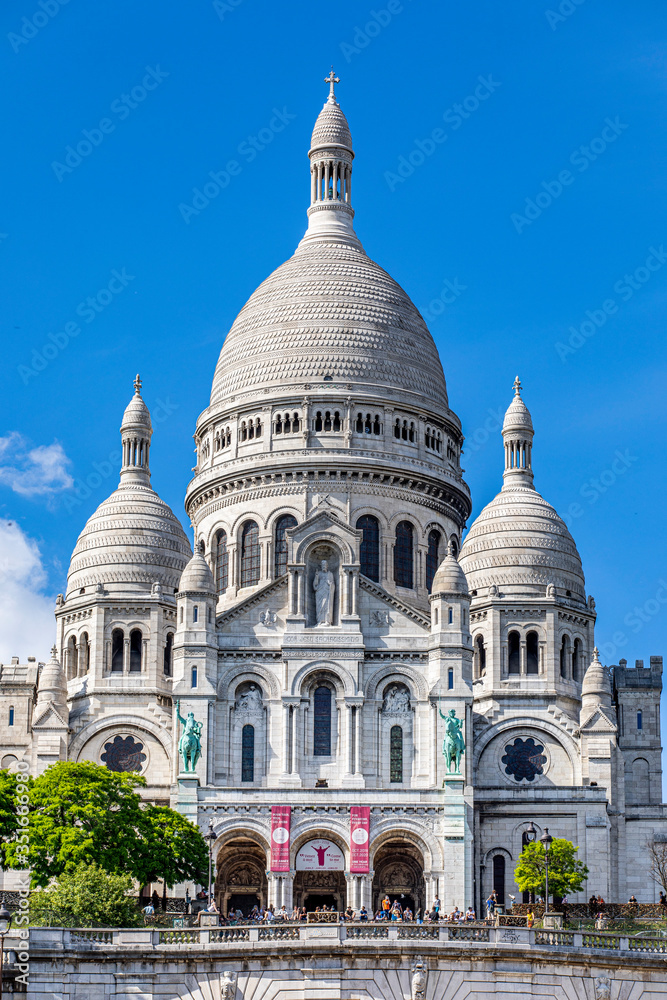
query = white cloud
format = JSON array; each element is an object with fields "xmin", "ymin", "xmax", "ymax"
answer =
[
  {"xmin": 0, "ymin": 432, "xmax": 73, "ymax": 497},
  {"xmin": 0, "ymin": 519, "xmax": 55, "ymax": 664}
]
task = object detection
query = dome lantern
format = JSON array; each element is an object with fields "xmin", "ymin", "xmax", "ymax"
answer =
[
  {"xmin": 120, "ymin": 374, "xmax": 152, "ymax": 487},
  {"xmin": 502, "ymin": 376, "xmax": 534, "ymax": 489},
  {"xmin": 300, "ymin": 70, "xmax": 360, "ymax": 248}
]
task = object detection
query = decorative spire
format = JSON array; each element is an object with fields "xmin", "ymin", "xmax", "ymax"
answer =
[
  {"xmin": 299, "ymin": 72, "xmax": 360, "ymax": 250},
  {"xmin": 325, "ymin": 68, "xmax": 340, "ymax": 103},
  {"xmin": 593, "ymin": 646, "xmax": 600, "ymax": 661},
  {"xmin": 120, "ymin": 375, "xmax": 153, "ymax": 487},
  {"xmin": 501, "ymin": 375, "xmax": 535, "ymax": 489}
]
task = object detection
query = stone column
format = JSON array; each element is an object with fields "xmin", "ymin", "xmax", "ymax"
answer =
[
  {"xmin": 520, "ymin": 640, "xmax": 527, "ymax": 675},
  {"xmin": 282, "ymin": 704, "xmax": 291, "ymax": 775},
  {"xmin": 266, "ymin": 872, "xmax": 278, "ymax": 909},
  {"xmin": 283, "ymin": 870, "xmax": 296, "ymax": 912},
  {"xmin": 360, "ymin": 872, "xmax": 374, "ymax": 913},
  {"xmin": 345, "ymin": 873, "xmax": 356, "ymax": 910},
  {"xmin": 354, "ymin": 705, "xmax": 362, "ymax": 775},
  {"xmin": 123, "ymin": 637, "xmax": 130, "ymax": 673}
]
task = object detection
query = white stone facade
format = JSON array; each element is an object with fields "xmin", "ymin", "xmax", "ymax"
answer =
[{"xmin": 1, "ymin": 80, "xmax": 665, "ymax": 917}]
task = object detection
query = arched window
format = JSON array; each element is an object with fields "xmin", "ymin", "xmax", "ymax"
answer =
[
  {"xmin": 475, "ymin": 635, "xmax": 486, "ymax": 677},
  {"xmin": 448, "ymin": 668, "xmax": 454, "ymax": 689},
  {"xmin": 425, "ymin": 529, "xmax": 441, "ymax": 593},
  {"xmin": 8, "ymin": 706, "xmax": 14, "ymax": 727},
  {"xmin": 637, "ymin": 710, "xmax": 643, "ymax": 731},
  {"xmin": 163, "ymin": 633, "xmax": 174, "ymax": 676},
  {"xmin": 191, "ymin": 666, "xmax": 198, "ymax": 688},
  {"xmin": 313, "ymin": 686, "xmax": 332, "ymax": 756},
  {"xmin": 356, "ymin": 413, "xmax": 363, "ymax": 432},
  {"xmin": 357, "ymin": 515, "xmax": 380, "ymax": 582},
  {"xmin": 129, "ymin": 629, "xmax": 142, "ymax": 672},
  {"xmin": 526, "ymin": 631, "xmax": 539, "ymax": 674},
  {"xmin": 449, "ymin": 535, "xmax": 459, "ymax": 556},
  {"xmin": 79, "ymin": 632, "xmax": 89, "ymax": 674},
  {"xmin": 572, "ymin": 638, "xmax": 582, "ymax": 682},
  {"xmin": 67, "ymin": 636, "xmax": 78, "ymax": 680},
  {"xmin": 390, "ymin": 725, "xmax": 403, "ymax": 782},
  {"xmin": 241, "ymin": 724, "xmax": 255, "ymax": 782},
  {"xmin": 193, "ymin": 606, "xmax": 198, "ymax": 623},
  {"xmin": 508, "ymin": 631, "xmax": 520, "ymax": 674},
  {"xmin": 240, "ymin": 520, "xmax": 260, "ymax": 588},
  {"xmin": 111, "ymin": 629, "xmax": 124, "ymax": 672},
  {"xmin": 394, "ymin": 521, "xmax": 414, "ymax": 589},
  {"xmin": 314, "ymin": 411, "xmax": 323, "ymax": 432},
  {"xmin": 216, "ymin": 530, "xmax": 228, "ymax": 595},
  {"xmin": 492, "ymin": 854, "xmax": 506, "ymax": 906},
  {"xmin": 274, "ymin": 514, "xmax": 297, "ymax": 577},
  {"xmin": 560, "ymin": 635, "xmax": 570, "ymax": 679}
]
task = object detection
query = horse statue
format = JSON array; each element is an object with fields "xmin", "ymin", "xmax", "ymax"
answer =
[
  {"xmin": 176, "ymin": 700, "xmax": 203, "ymax": 773},
  {"xmin": 438, "ymin": 705, "xmax": 465, "ymax": 774}
]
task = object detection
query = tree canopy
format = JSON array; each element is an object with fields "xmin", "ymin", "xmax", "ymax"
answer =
[
  {"xmin": 0, "ymin": 770, "xmax": 22, "ymax": 869},
  {"xmin": 4, "ymin": 761, "xmax": 209, "ymax": 890},
  {"xmin": 514, "ymin": 838, "xmax": 589, "ymax": 901},
  {"xmin": 30, "ymin": 863, "xmax": 141, "ymax": 928}
]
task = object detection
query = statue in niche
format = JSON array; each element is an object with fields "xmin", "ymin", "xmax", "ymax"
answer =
[
  {"xmin": 383, "ymin": 685, "xmax": 410, "ymax": 714},
  {"xmin": 236, "ymin": 684, "xmax": 263, "ymax": 712},
  {"xmin": 313, "ymin": 559, "xmax": 335, "ymax": 626}
]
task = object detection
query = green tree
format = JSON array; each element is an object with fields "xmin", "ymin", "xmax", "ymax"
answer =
[
  {"xmin": 0, "ymin": 771, "xmax": 20, "ymax": 868},
  {"xmin": 4, "ymin": 762, "xmax": 147, "ymax": 887},
  {"xmin": 30, "ymin": 863, "xmax": 141, "ymax": 928},
  {"xmin": 514, "ymin": 838, "xmax": 589, "ymax": 903},
  {"xmin": 137, "ymin": 806, "xmax": 209, "ymax": 908}
]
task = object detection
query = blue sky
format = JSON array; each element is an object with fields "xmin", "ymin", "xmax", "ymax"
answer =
[{"xmin": 1, "ymin": 0, "xmax": 666, "ymax": 699}]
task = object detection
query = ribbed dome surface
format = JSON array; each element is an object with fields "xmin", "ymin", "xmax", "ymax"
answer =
[
  {"xmin": 310, "ymin": 99, "xmax": 352, "ymax": 151},
  {"xmin": 210, "ymin": 242, "xmax": 449, "ymax": 410},
  {"xmin": 67, "ymin": 485, "xmax": 191, "ymax": 597},
  {"xmin": 431, "ymin": 552, "xmax": 469, "ymax": 595},
  {"xmin": 459, "ymin": 485, "xmax": 585, "ymax": 601},
  {"xmin": 179, "ymin": 549, "xmax": 215, "ymax": 594}
]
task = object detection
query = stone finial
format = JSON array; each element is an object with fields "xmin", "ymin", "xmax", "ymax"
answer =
[
  {"xmin": 513, "ymin": 375, "xmax": 522, "ymax": 396},
  {"xmin": 134, "ymin": 373, "xmax": 142, "ymax": 395},
  {"xmin": 593, "ymin": 646, "xmax": 600, "ymax": 661},
  {"xmin": 325, "ymin": 68, "xmax": 340, "ymax": 102},
  {"xmin": 50, "ymin": 645, "xmax": 57, "ymax": 658}
]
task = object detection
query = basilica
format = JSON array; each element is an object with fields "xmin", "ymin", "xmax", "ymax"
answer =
[{"xmin": 2, "ymin": 77, "xmax": 664, "ymax": 918}]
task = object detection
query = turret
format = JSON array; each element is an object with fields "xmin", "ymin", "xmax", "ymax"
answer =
[
  {"xmin": 502, "ymin": 376, "xmax": 534, "ymax": 488},
  {"xmin": 120, "ymin": 374, "xmax": 152, "ymax": 487}
]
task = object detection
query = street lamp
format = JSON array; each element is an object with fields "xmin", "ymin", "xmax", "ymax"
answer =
[
  {"xmin": 540, "ymin": 828, "xmax": 553, "ymax": 914},
  {"xmin": 524, "ymin": 822, "xmax": 537, "ymax": 843},
  {"xmin": 206, "ymin": 820, "xmax": 216, "ymax": 904},
  {"xmin": 0, "ymin": 898, "xmax": 13, "ymax": 1000}
]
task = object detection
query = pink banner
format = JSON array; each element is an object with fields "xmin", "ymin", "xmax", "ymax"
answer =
[
  {"xmin": 270, "ymin": 806, "xmax": 291, "ymax": 871},
  {"xmin": 350, "ymin": 806, "xmax": 370, "ymax": 873}
]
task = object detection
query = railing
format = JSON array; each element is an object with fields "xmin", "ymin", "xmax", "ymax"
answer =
[{"xmin": 24, "ymin": 924, "xmax": 667, "ymax": 959}]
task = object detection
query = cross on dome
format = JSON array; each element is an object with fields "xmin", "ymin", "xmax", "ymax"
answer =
[
  {"xmin": 134, "ymin": 373, "xmax": 143, "ymax": 395},
  {"xmin": 325, "ymin": 68, "xmax": 340, "ymax": 102},
  {"xmin": 513, "ymin": 375, "xmax": 522, "ymax": 396}
]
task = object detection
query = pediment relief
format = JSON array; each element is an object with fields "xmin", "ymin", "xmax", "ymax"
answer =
[
  {"xmin": 32, "ymin": 704, "xmax": 69, "ymax": 730},
  {"xmin": 580, "ymin": 707, "xmax": 617, "ymax": 733}
]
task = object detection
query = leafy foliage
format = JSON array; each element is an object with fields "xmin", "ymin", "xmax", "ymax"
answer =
[
  {"xmin": 514, "ymin": 838, "xmax": 589, "ymax": 901},
  {"xmin": 4, "ymin": 762, "xmax": 209, "ymax": 892},
  {"xmin": 0, "ymin": 770, "xmax": 21, "ymax": 868},
  {"xmin": 30, "ymin": 863, "xmax": 141, "ymax": 927}
]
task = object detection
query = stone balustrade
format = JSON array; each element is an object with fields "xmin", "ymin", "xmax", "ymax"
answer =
[{"xmin": 22, "ymin": 922, "xmax": 667, "ymax": 953}]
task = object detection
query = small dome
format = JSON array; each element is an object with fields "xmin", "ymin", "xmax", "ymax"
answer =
[
  {"xmin": 310, "ymin": 98, "xmax": 353, "ymax": 152},
  {"xmin": 502, "ymin": 379, "xmax": 533, "ymax": 434},
  {"xmin": 459, "ymin": 486, "xmax": 586, "ymax": 601},
  {"xmin": 581, "ymin": 647, "xmax": 612, "ymax": 704},
  {"xmin": 121, "ymin": 375, "xmax": 152, "ymax": 431},
  {"xmin": 179, "ymin": 544, "xmax": 215, "ymax": 595},
  {"xmin": 66, "ymin": 485, "xmax": 191, "ymax": 598},
  {"xmin": 431, "ymin": 544, "xmax": 469, "ymax": 596},
  {"xmin": 36, "ymin": 646, "xmax": 67, "ymax": 714}
]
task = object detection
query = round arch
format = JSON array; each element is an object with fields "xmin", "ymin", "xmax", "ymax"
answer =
[
  {"xmin": 295, "ymin": 532, "xmax": 355, "ymax": 565},
  {"xmin": 473, "ymin": 717, "xmax": 581, "ymax": 783},
  {"xmin": 291, "ymin": 660, "xmax": 357, "ymax": 698},
  {"xmin": 370, "ymin": 823, "xmax": 441, "ymax": 872},
  {"xmin": 217, "ymin": 663, "xmax": 281, "ymax": 701},
  {"xmin": 364, "ymin": 663, "xmax": 429, "ymax": 702},
  {"xmin": 69, "ymin": 714, "xmax": 172, "ymax": 764}
]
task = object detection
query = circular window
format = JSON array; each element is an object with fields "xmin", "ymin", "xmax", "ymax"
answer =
[
  {"xmin": 100, "ymin": 735, "xmax": 147, "ymax": 773},
  {"xmin": 501, "ymin": 737, "xmax": 547, "ymax": 783}
]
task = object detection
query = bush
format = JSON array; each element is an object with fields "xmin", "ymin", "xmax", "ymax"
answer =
[{"xmin": 30, "ymin": 863, "xmax": 141, "ymax": 927}]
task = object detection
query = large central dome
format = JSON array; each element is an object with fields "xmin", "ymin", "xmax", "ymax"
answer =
[{"xmin": 209, "ymin": 241, "xmax": 449, "ymax": 411}]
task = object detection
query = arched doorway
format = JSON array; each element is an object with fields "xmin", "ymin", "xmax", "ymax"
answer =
[
  {"xmin": 214, "ymin": 837, "xmax": 268, "ymax": 917},
  {"xmin": 371, "ymin": 839, "xmax": 425, "ymax": 915},
  {"xmin": 292, "ymin": 835, "xmax": 347, "ymax": 911}
]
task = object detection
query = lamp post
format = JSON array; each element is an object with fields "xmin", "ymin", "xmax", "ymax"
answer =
[
  {"xmin": 0, "ymin": 898, "xmax": 13, "ymax": 1000},
  {"xmin": 206, "ymin": 820, "xmax": 216, "ymax": 905},
  {"xmin": 540, "ymin": 827, "xmax": 553, "ymax": 914},
  {"xmin": 524, "ymin": 822, "xmax": 537, "ymax": 903}
]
